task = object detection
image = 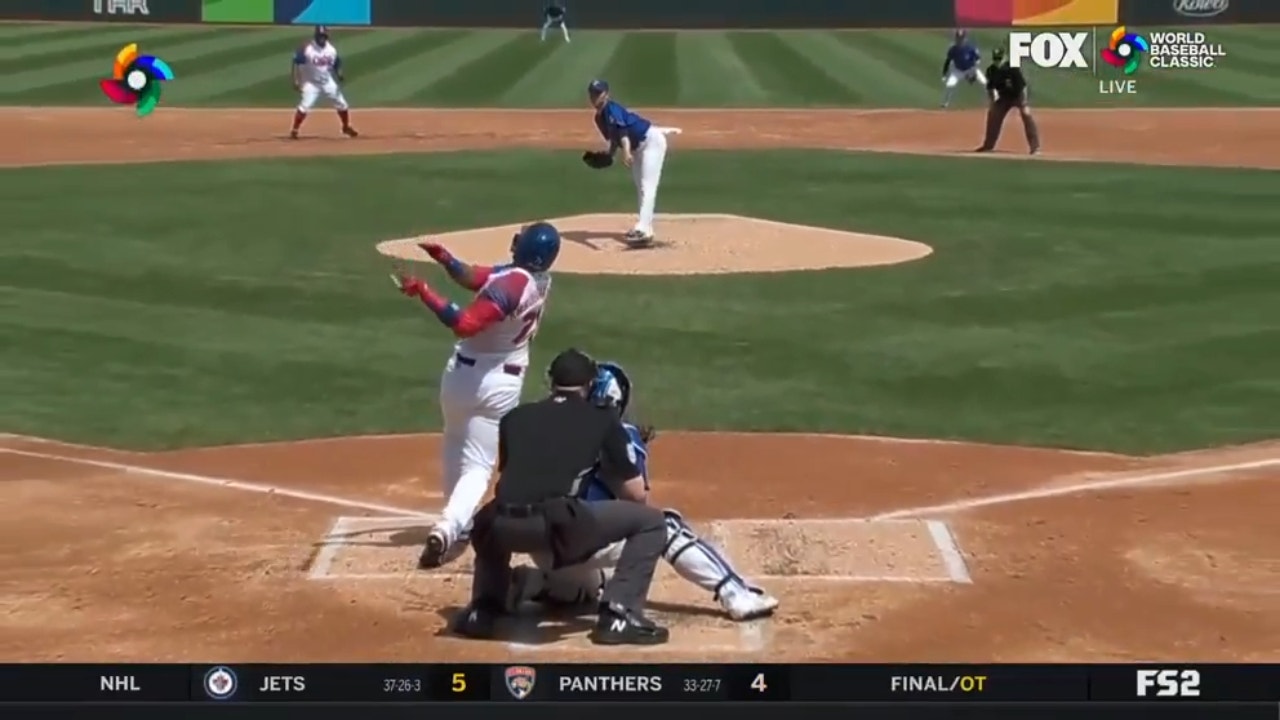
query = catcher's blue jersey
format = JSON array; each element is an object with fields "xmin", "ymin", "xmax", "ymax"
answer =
[{"xmin": 580, "ymin": 423, "xmax": 649, "ymax": 501}]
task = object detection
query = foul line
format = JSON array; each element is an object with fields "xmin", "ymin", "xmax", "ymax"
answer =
[
  {"xmin": 0, "ymin": 447, "xmax": 430, "ymax": 518},
  {"xmin": 925, "ymin": 520, "xmax": 972, "ymax": 584},
  {"xmin": 868, "ymin": 458, "xmax": 1280, "ymax": 521}
]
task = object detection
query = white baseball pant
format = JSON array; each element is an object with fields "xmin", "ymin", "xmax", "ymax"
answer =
[
  {"xmin": 434, "ymin": 354, "xmax": 525, "ymax": 545},
  {"xmin": 540, "ymin": 18, "xmax": 569, "ymax": 42},
  {"xmin": 297, "ymin": 79, "xmax": 349, "ymax": 113},
  {"xmin": 630, "ymin": 127, "xmax": 681, "ymax": 237},
  {"xmin": 941, "ymin": 67, "xmax": 987, "ymax": 107}
]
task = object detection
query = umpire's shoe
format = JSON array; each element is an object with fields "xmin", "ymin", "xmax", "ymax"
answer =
[
  {"xmin": 451, "ymin": 599, "xmax": 504, "ymax": 640},
  {"xmin": 589, "ymin": 602, "xmax": 669, "ymax": 646}
]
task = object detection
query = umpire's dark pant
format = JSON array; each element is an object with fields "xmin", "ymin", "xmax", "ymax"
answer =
[
  {"xmin": 469, "ymin": 497, "xmax": 666, "ymax": 614},
  {"xmin": 981, "ymin": 94, "xmax": 1041, "ymax": 152}
]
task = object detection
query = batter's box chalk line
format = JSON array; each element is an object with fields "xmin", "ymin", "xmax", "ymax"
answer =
[{"xmin": 307, "ymin": 515, "xmax": 973, "ymax": 584}]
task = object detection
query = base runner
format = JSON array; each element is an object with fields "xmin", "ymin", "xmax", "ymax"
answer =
[{"xmin": 289, "ymin": 25, "xmax": 358, "ymax": 140}]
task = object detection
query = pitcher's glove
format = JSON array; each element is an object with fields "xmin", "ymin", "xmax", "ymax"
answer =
[{"xmin": 582, "ymin": 150, "xmax": 614, "ymax": 169}]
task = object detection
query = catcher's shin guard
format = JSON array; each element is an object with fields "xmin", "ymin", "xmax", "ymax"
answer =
[{"xmin": 662, "ymin": 509, "xmax": 750, "ymax": 599}]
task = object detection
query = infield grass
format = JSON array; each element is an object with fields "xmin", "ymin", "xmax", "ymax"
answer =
[{"xmin": 2, "ymin": 150, "xmax": 1278, "ymax": 453}]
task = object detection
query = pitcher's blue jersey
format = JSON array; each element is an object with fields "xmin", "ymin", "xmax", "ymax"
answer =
[
  {"xmin": 580, "ymin": 423, "xmax": 649, "ymax": 501},
  {"xmin": 594, "ymin": 100, "xmax": 651, "ymax": 154}
]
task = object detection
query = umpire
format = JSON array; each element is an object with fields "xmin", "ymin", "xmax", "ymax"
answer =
[
  {"xmin": 977, "ymin": 46, "xmax": 1041, "ymax": 155},
  {"xmin": 454, "ymin": 348, "xmax": 670, "ymax": 646}
]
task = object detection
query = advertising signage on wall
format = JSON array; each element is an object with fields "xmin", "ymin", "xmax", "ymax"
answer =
[
  {"xmin": 1, "ymin": 0, "xmax": 200, "ymax": 22},
  {"xmin": 1120, "ymin": 0, "xmax": 1279, "ymax": 23},
  {"xmin": 201, "ymin": 0, "xmax": 370, "ymax": 25},
  {"xmin": 372, "ymin": 0, "xmax": 956, "ymax": 29}
]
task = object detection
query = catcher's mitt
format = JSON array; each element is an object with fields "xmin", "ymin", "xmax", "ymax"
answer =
[
  {"xmin": 635, "ymin": 423, "xmax": 657, "ymax": 444},
  {"xmin": 581, "ymin": 150, "xmax": 614, "ymax": 169}
]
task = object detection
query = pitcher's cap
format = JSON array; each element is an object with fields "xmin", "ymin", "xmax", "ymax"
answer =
[{"xmin": 587, "ymin": 79, "xmax": 609, "ymax": 96}]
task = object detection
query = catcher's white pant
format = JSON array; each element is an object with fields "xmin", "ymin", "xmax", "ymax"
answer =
[
  {"xmin": 540, "ymin": 17, "xmax": 569, "ymax": 42},
  {"xmin": 433, "ymin": 354, "xmax": 525, "ymax": 545},
  {"xmin": 941, "ymin": 67, "xmax": 987, "ymax": 107},
  {"xmin": 528, "ymin": 509, "xmax": 776, "ymax": 618},
  {"xmin": 631, "ymin": 127, "xmax": 681, "ymax": 237},
  {"xmin": 297, "ymin": 79, "xmax": 349, "ymax": 113}
]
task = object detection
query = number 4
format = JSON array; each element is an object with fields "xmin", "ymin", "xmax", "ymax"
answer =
[{"xmin": 751, "ymin": 673, "xmax": 767, "ymax": 692}]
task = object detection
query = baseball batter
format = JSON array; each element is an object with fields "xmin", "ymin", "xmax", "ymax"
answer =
[
  {"xmin": 393, "ymin": 223, "xmax": 561, "ymax": 569},
  {"xmin": 508, "ymin": 361, "xmax": 780, "ymax": 622},
  {"xmin": 587, "ymin": 79, "xmax": 681, "ymax": 248},
  {"xmin": 941, "ymin": 29, "xmax": 986, "ymax": 109},
  {"xmin": 289, "ymin": 25, "xmax": 358, "ymax": 140}
]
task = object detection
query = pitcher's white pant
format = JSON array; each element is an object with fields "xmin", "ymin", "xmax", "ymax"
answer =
[
  {"xmin": 530, "ymin": 509, "xmax": 753, "ymax": 603},
  {"xmin": 434, "ymin": 354, "xmax": 525, "ymax": 544},
  {"xmin": 297, "ymin": 79, "xmax": 349, "ymax": 113},
  {"xmin": 630, "ymin": 127, "xmax": 680, "ymax": 237},
  {"xmin": 540, "ymin": 17, "xmax": 569, "ymax": 42},
  {"xmin": 941, "ymin": 67, "xmax": 986, "ymax": 107}
]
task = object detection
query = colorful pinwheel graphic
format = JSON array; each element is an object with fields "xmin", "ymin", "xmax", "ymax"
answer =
[
  {"xmin": 1100, "ymin": 26, "xmax": 1150, "ymax": 76},
  {"xmin": 99, "ymin": 43, "xmax": 174, "ymax": 117}
]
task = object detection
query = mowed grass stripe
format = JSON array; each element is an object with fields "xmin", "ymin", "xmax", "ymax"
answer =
[
  {"xmin": 787, "ymin": 31, "xmax": 936, "ymax": 107},
  {"xmin": 349, "ymin": 31, "xmax": 511, "ymax": 105},
  {"xmin": 13, "ymin": 29, "xmax": 299, "ymax": 106},
  {"xmin": 500, "ymin": 32, "xmax": 623, "ymax": 107},
  {"xmin": 0, "ymin": 25, "xmax": 207, "ymax": 64},
  {"xmin": 194, "ymin": 29, "xmax": 432, "ymax": 106},
  {"xmin": 673, "ymin": 31, "xmax": 769, "ymax": 106},
  {"xmin": 0, "ymin": 23, "xmax": 118, "ymax": 48},
  {"xmin": 410, "ymin": 31, "xmax": 559, "ymax": 106},
  {"xmin": 597, "ymin": 32, "xmax": 679, "ymax": 106},
  {"xmin": 0, "ymin": 27, "xmax": 216, "ymax": 84},
  {"xmin": 725, "ymin": 32, "xmax": 856, "ymax": 106}
]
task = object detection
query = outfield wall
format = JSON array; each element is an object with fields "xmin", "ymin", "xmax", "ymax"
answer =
[{"xmin": 2, "ymin": 0, "xmax": 1276, "ymax": 28}]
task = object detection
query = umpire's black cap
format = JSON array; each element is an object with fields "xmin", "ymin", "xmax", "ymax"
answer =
[{"xmin": 548, "ymin": 348, "xmax": 596, "ymax": 388}]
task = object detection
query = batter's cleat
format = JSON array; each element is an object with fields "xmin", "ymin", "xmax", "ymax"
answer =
[
  {"xmin": 417, "ymin": 528, "xmax": 449, "ymax": 569},
  {"xmin": 289, "ymin": 130, "xmax": 299, "ymax": 140},
  {"xmin": 451, "ymin": 600, "xmax": 503, "ymax": 639},
  {"xmin": 589, "ymin": 603, "xmax": 669, "ymax": 646},
  {"xmin": 342, "ymin": 125, "xmax": 359, "ymax": 138},
  {"xmin": 719, "ymin": 585, "xmax": 779, "ymax": 621},
  {"xmin": 1029, "ymin": 147, "xmax": 1041, "ymax": 155},
  {"xmin": 974, "ymin": 146, "xmax": 994, "ymax": 153}
]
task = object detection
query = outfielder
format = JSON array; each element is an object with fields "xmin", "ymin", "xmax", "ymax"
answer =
[
  {"xmin": 507, "ymin": 360, "xmax": 780, "ymax": 622},
  {"xmin": 289, "ymin": 25, "xmax": 358, "ymax": 140},
  {"xmin": 941, "ymin": 29, "xmax": 986, "ymax": 109},
  {"xmin": 582, "ymin": 79, "xmax": 681, "ymax": 248},
  {"xmin": 392, "ymin": 223, "xmax": 561, "ymax": 569},
  {"xmin": 540, "ymin": 1, "xmax": 570, "ymax": 43}
]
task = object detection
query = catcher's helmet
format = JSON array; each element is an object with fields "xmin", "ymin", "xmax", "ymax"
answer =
[
  {"xmin": 510, "ymin": 221, "xmax": 561, "ymax": 272},
  {"xmin": 590, "ymin": 361, "xmax": 633, "ymax": 416}
]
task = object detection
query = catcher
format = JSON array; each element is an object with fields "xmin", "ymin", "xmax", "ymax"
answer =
[
  {"xmin": 506, "ymin": 359, "xmax": 780, "ymax": 622},
  {"xmin": 977, "ymin": 46, "xmax": 1040, "ymax": 154}
]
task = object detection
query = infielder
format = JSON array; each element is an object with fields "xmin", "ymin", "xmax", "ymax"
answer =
[
  {"xmin": 393, "ymin": 223, "xmax": 560, "ymax": 570},
  {"xmin": 940, "ymin": 29, "xmax": 986, "ymax": 109},
  {"xmin": 507, "ymin": 360, "xmax": 780, "ymax": 622},
  {"xmin": 540, "ymin": 1, "xmax": 570, "ymax": 43},
  {"xmin": 289, "ymin": 25, "xmax": 358, "ymax": 140},
  {"xmin": 583, "ymin": 79, "xmax": 681, "ymax": 248}
]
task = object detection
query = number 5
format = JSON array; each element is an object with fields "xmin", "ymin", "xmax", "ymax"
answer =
[
  {"xmin": 512, "ymin": 307, "xmax": 542, "ymax": 344},
  {"xmin": 751, "ymin": 673, "xmax": 767, "ymax": 692},
  {"xmin": 452, "ymin": 673, "xmax": 466, "ymax": 692}
]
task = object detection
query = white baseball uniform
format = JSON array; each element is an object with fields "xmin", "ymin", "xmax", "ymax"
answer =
[
  {"xmin": 434, "ymin": 266, "xmax": 552, "ymax": 546},
  {"xmin": 595, "ymin": 99, "xmax": 681, "ymax": 238},
  {"xmin": 295, "ymin": 40, "xmax": 349, "ymax": 113}
]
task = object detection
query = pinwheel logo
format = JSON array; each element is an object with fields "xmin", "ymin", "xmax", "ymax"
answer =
[
  {"xmin": 99, "ymin": 43, "xmax": 174, "ymax": 117},
  {"xmin": 1100, "ymin": 26, "xmax": 1150, "ymax": 75}
]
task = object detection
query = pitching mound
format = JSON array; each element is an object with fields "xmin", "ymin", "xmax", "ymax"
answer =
[{"xmin": 375, "ymin": 213, "xmax": 932, "ymax": 275}]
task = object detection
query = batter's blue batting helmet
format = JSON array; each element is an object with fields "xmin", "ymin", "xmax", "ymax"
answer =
[{"xmin": 510, "ymin": 221, "xmax": 561, "ymax": 272}]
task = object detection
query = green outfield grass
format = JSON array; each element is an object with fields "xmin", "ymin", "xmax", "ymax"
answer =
[
  {"xmin": 2, "ymin": 150, "xmax": 1278, "ymax": 453},
  {"xmin": 0, "ymin": 23, "xmax": 1275, "ymax": 108}
]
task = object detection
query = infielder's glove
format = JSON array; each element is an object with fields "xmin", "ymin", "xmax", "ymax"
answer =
[{"xmin": 581, "ymin": 150, "xmax": 614, "ymax": 169}]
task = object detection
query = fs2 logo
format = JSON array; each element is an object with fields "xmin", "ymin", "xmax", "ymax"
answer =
[
  {"xmin": 1008, "ymin": 32, "xmax": 1089, "ymax": 69},
  {"xmin": 1136, "ymin": 669, "xmax": 1201, "ymax": 698}
]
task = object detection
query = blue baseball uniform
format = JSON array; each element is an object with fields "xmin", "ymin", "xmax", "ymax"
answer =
[
  {"xmin": 587, "ymin": 79, "xmax": 680, "ymax": 240},
  {"xmin": 540, "ymin": 3, "xmax": 569, "ymax": 42},
  {"xmin": 941, "ymin": 38, "xmax": 988, "ymax": 108}
]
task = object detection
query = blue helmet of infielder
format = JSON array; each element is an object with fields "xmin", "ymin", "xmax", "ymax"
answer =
[{"xmin": 510, "ymin": 221, "xmax": 561, "ymax": 272}]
